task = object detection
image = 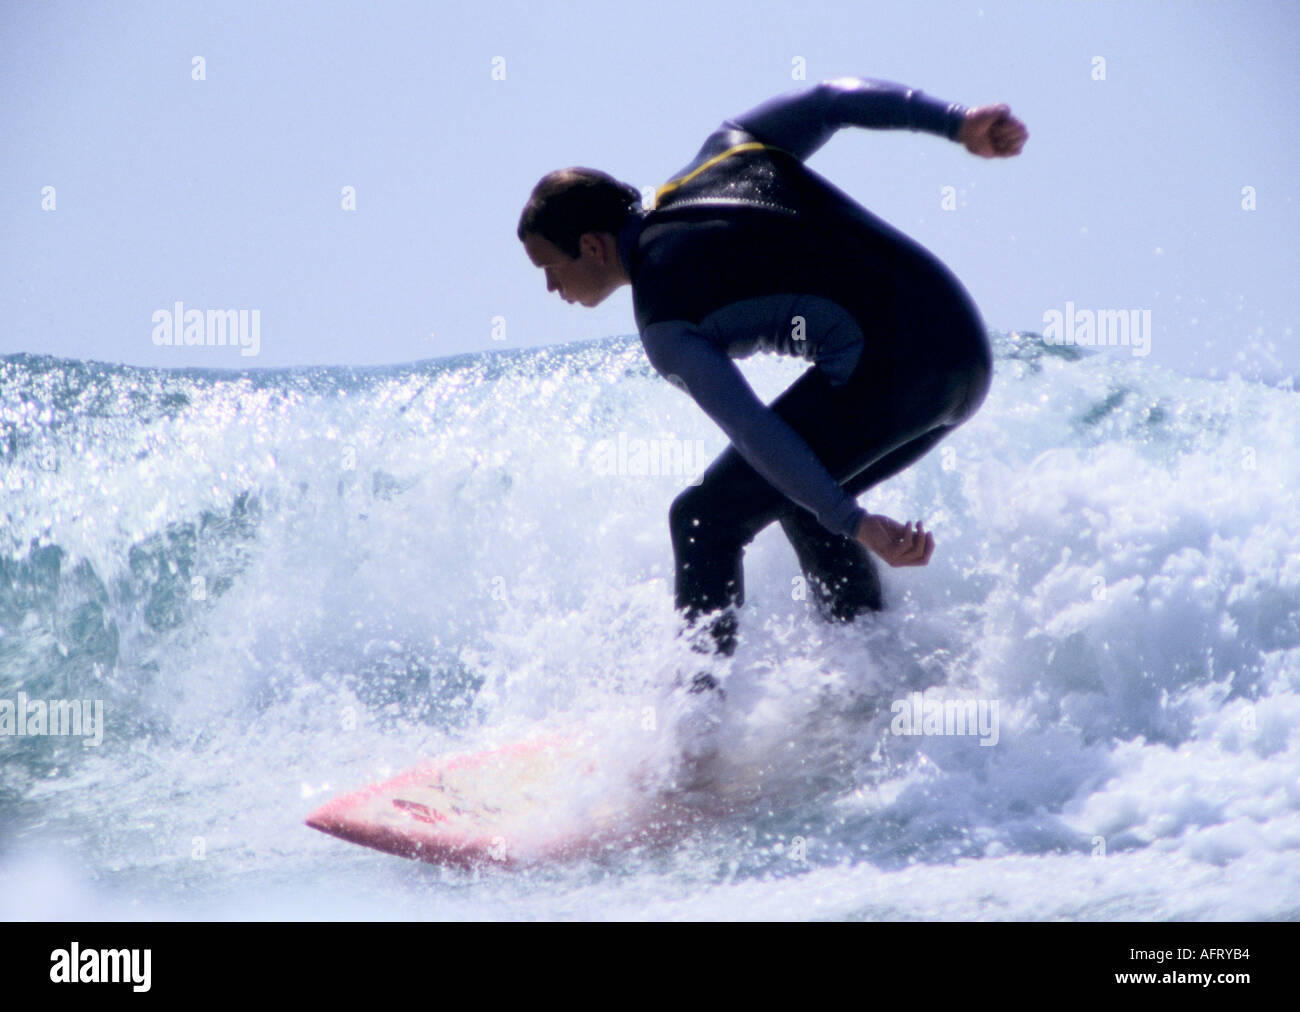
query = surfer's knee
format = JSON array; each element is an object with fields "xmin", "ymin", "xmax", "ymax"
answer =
[
  {"xmin": 668, "ymin": 484, "xmax": 711, "ymax": 544},
  {"xmin": 670, "ymin": 483, "xmax": 764, "ymax": 553}
]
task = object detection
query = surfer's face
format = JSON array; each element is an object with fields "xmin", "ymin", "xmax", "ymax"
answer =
[{"xmin": 523, "ymin": 231, "xmax": 625, "ymax": 308}]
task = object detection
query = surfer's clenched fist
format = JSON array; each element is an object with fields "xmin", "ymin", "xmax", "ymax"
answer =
[
  {"xmin": 958, "ymin": 104, "xmax": 1028, "ymax": 158},
  {"xmin": 855, "ymin": 513, "xmax": 935, "ymax": 567}
]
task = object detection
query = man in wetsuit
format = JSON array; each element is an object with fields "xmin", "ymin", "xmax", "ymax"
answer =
[{"xmin": 519, "ymin": 77, "xmax": 1027, "ymax": 660}]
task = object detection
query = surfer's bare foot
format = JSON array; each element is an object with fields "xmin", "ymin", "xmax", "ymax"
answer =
[{"xmin": 854, "ymin": 513, "xmax": 935, "ymax": 567}]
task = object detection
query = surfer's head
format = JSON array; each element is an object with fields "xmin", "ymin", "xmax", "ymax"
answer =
[{"xmin": 518, "ymin": 167, "xmax": 641, "ymax": 307}]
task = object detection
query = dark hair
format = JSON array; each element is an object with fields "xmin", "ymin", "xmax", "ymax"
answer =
[{"xmin": 517, "ymin": 167, "xmax": 642, "ymax": 258}]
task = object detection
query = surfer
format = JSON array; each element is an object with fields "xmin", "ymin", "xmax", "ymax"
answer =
[{"xmin": 519, "ymin": 77, "xmax": 1026, "ymax": 660}]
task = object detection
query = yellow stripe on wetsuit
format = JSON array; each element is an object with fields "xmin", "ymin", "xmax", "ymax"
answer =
[{"xmin": 652, "ymin": 141, "xmax": 794, "ymax": 209}]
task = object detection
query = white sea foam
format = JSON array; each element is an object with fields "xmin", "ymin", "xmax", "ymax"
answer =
[{"xmin": 0, "ymin": 332, "xmax": 1296, "ymax": 920}]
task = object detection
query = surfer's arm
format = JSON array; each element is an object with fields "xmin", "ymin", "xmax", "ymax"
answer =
[
  {"xmin": 640, "ymin": 320, "xmax": 867, "ymax": 539},
  {"xmin": 725, "ymin": 77, "xmax": 969, "ymax": 161}
]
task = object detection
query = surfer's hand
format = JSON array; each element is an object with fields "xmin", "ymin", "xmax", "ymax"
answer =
[
  {"xmin": 855, "ymin": 513, "xmax": 934, "ymax": 567},
  {"xmin": 959, "ymin": 104, "xmax": 1028, "ymax": 158}
]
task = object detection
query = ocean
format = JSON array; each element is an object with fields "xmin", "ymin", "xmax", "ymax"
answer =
[{"xmin": 1, "ymin": 331, "xmax": 1297, "ymax": 920}]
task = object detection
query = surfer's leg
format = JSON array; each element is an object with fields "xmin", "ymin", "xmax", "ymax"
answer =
[
  {"xmin": 778, "ymin": 508, "xmax": 883, "ymax": 619},
  {"xmin": 669, "ymin": 377, "xmax": 957, "ymax": 647},
  {"xmin": 669, "ymin": 267, "xmax": 992, "ymax": 649},
  {"xmin": 768, "ymin": 345, "xmax": 971, "ymax": 613},
  {"xmin": 668, "ymin": 480, "xmax": 747, "ymax": 656},
  {"xmin": 776, "ymin": 414, "xmax": 970, "ymax": 620}
]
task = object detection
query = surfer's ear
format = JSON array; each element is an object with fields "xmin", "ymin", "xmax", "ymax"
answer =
[{"xmin": 577, "ymin": 231, "xmax": 617, "ymax": 264}]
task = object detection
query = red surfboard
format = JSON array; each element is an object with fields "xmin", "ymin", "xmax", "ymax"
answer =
[{"xmin": 305, "ymin": 732, "xmax": 709, "ymax": 868}]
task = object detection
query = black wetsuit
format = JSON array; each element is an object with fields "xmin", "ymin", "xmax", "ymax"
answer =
[{"xmin": 617, "ymin": 78, "xmax": 993, "ymax": 655}]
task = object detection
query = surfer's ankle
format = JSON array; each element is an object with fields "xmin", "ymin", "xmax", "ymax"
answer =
[{"xmin": 678, "ymin": 606, "xmax": 740, "ymax": 658}]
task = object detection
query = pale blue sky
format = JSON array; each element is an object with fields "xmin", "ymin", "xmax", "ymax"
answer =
[{"xmin": 3, "ymin": 0, "xmax": 1297, "ymax": 379}]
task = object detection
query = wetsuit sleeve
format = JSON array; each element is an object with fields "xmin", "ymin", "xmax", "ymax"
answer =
[
  {"xmin": 726, "ymin": 77, "xmax": 969, "ymax": 161},
  {"xmin": 641, "ymin": 320, "xmax": 868, "ymax": 539}
]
